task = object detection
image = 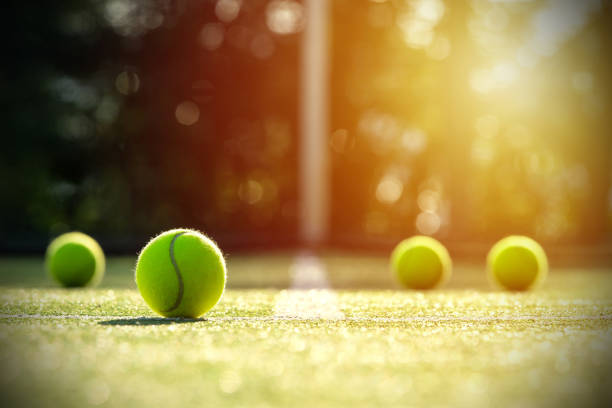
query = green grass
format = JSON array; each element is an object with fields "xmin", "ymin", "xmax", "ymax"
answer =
[{"xmin": 1, "ymin": 255, "xmax": 611, "ymax": 407}]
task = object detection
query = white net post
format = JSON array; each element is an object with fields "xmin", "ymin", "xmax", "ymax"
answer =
[{"xmin": 299, "ymin": 0, "xmax": 330, "ymax": 247}]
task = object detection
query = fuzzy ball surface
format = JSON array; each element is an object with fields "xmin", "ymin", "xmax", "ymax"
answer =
[
  {"xmin": 391, "ymin": 236, "xmax": 452, "ymax": 289},
  {"xmin": 487, "ymin": 235, "xmax": 548, "ymax": 291},
  {"xmin": 135, "ymin": 229, "xmax": 226, "ymax": 318},
  {"xmin": 46, "ymin": 232, "xmax": 105, "ymax": 287}
]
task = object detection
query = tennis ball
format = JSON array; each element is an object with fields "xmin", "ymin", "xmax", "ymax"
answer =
[
  {"xmin": 391, "ymin": 236, "xmax": 452, "ymax": 289},
  {"xmin": 487, "ymin": 235, "xmax": 548, "ymax": 291},
  {"xmin": 135, "ymin": 229, "xmax": 226, "ymax": 318},
  {"xmin": 45, "ymin": 232, "xmax": 105, "ymax": 287}
]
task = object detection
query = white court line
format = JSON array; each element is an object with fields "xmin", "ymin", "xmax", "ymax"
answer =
[
  {"xmin": 1, "ymin": 313, "xmax": 611, "ymax": 323},
  {"xmin": 273, "ymin": 255, "xmax": 346, "ymax": 320}
]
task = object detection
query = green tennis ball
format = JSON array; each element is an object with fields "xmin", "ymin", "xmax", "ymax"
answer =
[
  {"xmin": 45, "ymin": 232, "xmax": 105, "ymax": 287},
  {"xmin": 487, "ymin": 235, "xmax": 548, "ymax": 291},
  {"xmin": 391, "ymin": 236, "xmax": 452, "ymax": 289},
  {"xmin": 135, "ymin": 229, "xmax": 226, "ymax": 318}
]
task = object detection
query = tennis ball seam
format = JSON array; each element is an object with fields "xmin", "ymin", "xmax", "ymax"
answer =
[{"xmin": 162, "ymin": 231, "xmax": 187, "ymax": 313}]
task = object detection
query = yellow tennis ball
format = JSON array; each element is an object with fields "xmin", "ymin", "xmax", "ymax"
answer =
[
  {"xmin": 135, "ymin": 229, "xmax": 226, "ymax": 318},
  {"xmin": 487, "ymin": 235, "xmax": 548, "ymax": 291},
  {"xmin": 391, "ymin": 236, "xmax": 452, "ymax": 289},
  {"xmin": 45, "ymin": 232, "xmax": 105, "ymax": 287}
]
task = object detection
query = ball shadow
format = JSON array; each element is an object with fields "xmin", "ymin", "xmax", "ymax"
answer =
[{"xmin": 98, "ymin": 317, "xmax": 205, "ymax": 326}]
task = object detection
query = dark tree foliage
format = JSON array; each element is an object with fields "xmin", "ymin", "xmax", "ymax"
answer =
[{"xmin": 0, "ymin": 0, "xmax": 300, "ymax": 252}]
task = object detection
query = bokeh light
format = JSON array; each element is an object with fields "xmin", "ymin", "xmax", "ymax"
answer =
[
  {"xmin": 175, "ymin": 101, "xmax": 200, "ymax": 126},
  {"xmin": 266, "ymin": 0, "xmax": 304, "ymax": 35},
  {"xmin": 2, "ymin": 0, "xmax": 610, "ymax": 253},
  {"xmin": 200, "ymin": 23, "xmax": 225, "ymax": 51},
  {"xmin": 215, "ymin": 0, "xmax": 242, "ymax": 23}
]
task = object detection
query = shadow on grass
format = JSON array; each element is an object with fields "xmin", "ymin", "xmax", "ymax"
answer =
[{"xmin": 98, "ymin": 317, "xmax": 205, "ymax": 326}]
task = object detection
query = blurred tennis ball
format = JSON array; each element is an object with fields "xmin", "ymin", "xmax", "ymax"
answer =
[
  {"xmin": 135, "ymin": 229, "xmax": 226, "ymax": 318},
  {"xmin": 391, "ymin": 236, "xmax": 452, "ymax": 289},
  {"xmin": 487, "ymin": 235, "xmax": 548, "ymax": 291},
  {"xmin": 46, "ymin": 232, "xmax": 105, "ymax": 287}
]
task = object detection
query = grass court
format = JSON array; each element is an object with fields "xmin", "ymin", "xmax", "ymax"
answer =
[{"xmin": 1, "ymin": 255, "xmax": 611, "ymax": 408}]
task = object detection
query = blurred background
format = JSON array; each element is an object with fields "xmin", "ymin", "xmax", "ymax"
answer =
[{"xmin": 1, "ymin": 0, "xmax": 611, "ymax": 262}]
